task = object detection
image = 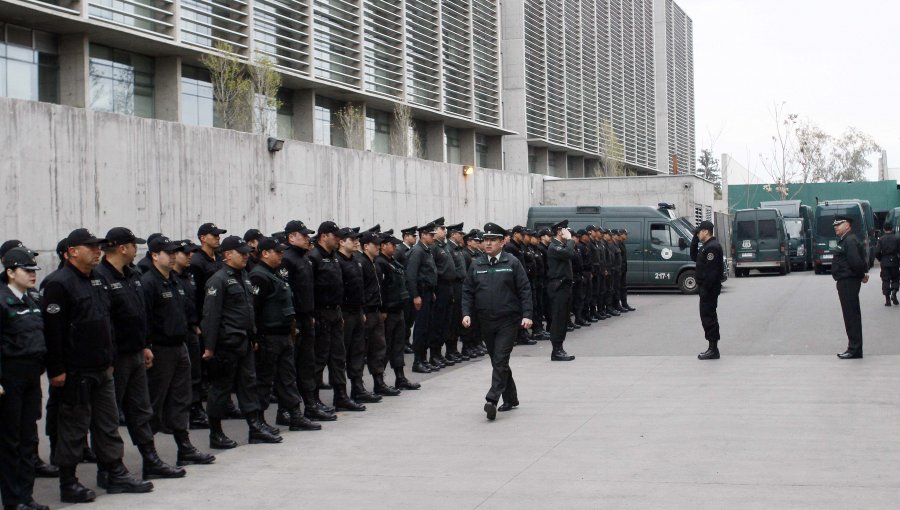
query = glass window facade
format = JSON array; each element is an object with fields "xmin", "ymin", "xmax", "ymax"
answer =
[
  {"xmin": 475, "ymin": 134, "xmax": 489, "ymax": 168},
  {"xmin": 313, "ymin": 95, "xmax": 345, "ymax": 147},
  {"xmin": 276, "ymin": 89, "xmax": 294, "ymax": 139},
  {"xmin": 89, "ymin": 0, "xmax": 175, "ymax": 38},
  {"xmin": 181, "ymin": 0, "xmax": 249, "ymax": 50},
  {"xmin": 181, "ymin": 64, "xmax": 215, "ymax": 127},
  {"xmin": 0, "ymin": 24, "xmax": 59, "ymax": 103},
  {"xmin": 89, "ymin": 44, "xmax": 155, "ymax": 118},
  {"xmin": 365, "ymin": 108, "xmax": 391, "ymax": 154},
  {"xmin": 446, "ymin": 127, "xmax": 461, "ymax": 164}
]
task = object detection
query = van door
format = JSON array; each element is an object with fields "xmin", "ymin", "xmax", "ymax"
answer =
[
  {"xmin": 734, "ymin": 217, "xmax": 758, "ymax": 262},
  {"xmin": 646, "ymin": 221, "xmax": 681, "ymax": 286},
  {"xmin": 757, "ymin": 217, "xmax": 782, "ymax": 264}
]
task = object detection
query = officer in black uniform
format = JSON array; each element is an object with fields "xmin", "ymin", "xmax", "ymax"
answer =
[
  {"xmin": 525, "ymin": 231, "xmax": 549, "ymax": 340},
  {"xmin": 429, "ymin": 217, "xmax": 457, "ymax": 368},
  {"xmin": 134, "ymin": 233, "xmax": 163, "ymax": 275},
  {"xmin": 691, "ymin": 221, "xmax": 725, "ymax": 360},
  {"xmin": 189, "ymin": 222, "xmax": 226, "ymax": 324},
  {"xmin": 280, "ymin": 220, "xmax": 335, "ymax": 422},
  {"xmin": 546, "ymin": 221, "xmax": 576, "ymax": 361},
  {"xmin": 243, "ymin": 229, "xmax": 264, "ymax": 272},
  {"xmin": 140, "ymin": 236, "xmax": 216, "ymax": 467},
  {"xmin": 405, "ymin": 222, "xmax": 438, "ymax": 373},
  {"xmin": 576, "ymin": 230, "xmax": 595, "ymax": 326},
  {"xmin": 445, "ymin": 223, "xmax": 469, "ymax": 361},
  {"xmin": 397, "ymin": 226, "xmax": 417, "ymax": 354},
  {"xmin": 308, "ymin": 222, "xmax": 361, "ymax": 412},
  {"xmin": 604, "ymin": 229, "xmax": 622, "ymax": 317},
  {"xmin": 42, "ymin": 229, "xmax": 153, "ymax": 503},
  {"xmin": 617, "ymin": 229, "xmax": 636, "ymax": 311},
  {"xmin": 535, "ymin": 229, "xmax": 553, "ymax": 333},
  {"xmin": 358, "ymin": 232, "xmax": 399, "ymax": 397},
  {"xmin": 0, "ymin": 247, "xmax": 51, "ymax": 510},
  {"xmin": 376, "ymin": 235, "xmax": 421, "ymax": 391},
  {"xmin": 460, "ymin": 230, "xmax": 486, "ymax": 357},
  {"xmin": 586, "ymin": 226, "xmax": 605, "ymax": 321},
  {"xmin": 831, "ymin": 216, "xmax": 869, "ymax": 359},
  {"xmin": 874, "ymin": 223, "xmax": 900, "ymax": 306},
  {"xmin": 201, "ymin": 235, "xmax": 282, "ymax": 448},
  {"xmin": 462, "ymin": 223, "xmax": 532, "ymax": 421},
  {"xmin": 172, "ymin": 240, "xmax": 210, "ymax": 430},
  {"xmin": 250, "ymin": 237, "xmax": 321, "ymax": 431},
  {"xmin": 96, "ymin": 227, "xmax": 185, "ymax": 483}
]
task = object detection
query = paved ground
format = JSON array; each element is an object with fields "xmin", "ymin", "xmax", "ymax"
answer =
[{"xmin": 29, "ymin": 268, "xmax": 900, "ymax": 509}]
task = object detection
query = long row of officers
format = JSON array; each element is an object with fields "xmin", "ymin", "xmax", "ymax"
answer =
[{"xmin": 0, "ymin": 217, "xmax": 633, "ymax": 508}]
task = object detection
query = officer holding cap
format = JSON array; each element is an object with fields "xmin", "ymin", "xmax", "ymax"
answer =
[
  {"xmin": 831, "ymin": 216, "xmax": 869, "ymax": 359},
  {"xmin": 42, "ymin": 228, "xmax": 153, "ymax": 502},
  {"xmin": 201, "ymin": 235, "xmax": 282, "ymax": 449},
  {"xmin": 405, "ymin": 222, "xmax": 438, "ymax": 373},
  {"xmin": 462, "ymin": 223, "xmax": 532, "ymax": 421},
  {"xmin": 141, "ymin": 236, "xmax": 216, "ymax": 467},
  {"xmin": 546, "ymin": 221, "xmax": 576, "ymax": 361},
  {"xmin": 692, "ymin": 221, "xmax": 724, "ymax": 360},
  {"xmin": 0, "ymin": 247, "xmax": 51, "ymax": 510}
]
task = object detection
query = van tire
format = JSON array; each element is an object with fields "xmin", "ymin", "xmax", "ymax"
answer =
[
  {"xmin": 779, "ymin": 261, "xmax": 787, "ymax": 275},
  {"xmin": 677, "ymin": 270, "xmax": 699, "ymax": 294}
]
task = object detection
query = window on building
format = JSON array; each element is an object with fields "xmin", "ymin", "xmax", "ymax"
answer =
[
  {"xmin": 313, "ymin": 96, "xmax": 345, "ymax": 148},
  {"xmin": 0, "ymin": 24, "xmax": 59, "ymax": 104},
  {"xmin": 89, "ymin": 44, "xmax": 154, "ymax": 118},
  {"xmin": 476, "ymin": 134, "xmax": 489, "ymax": 168},
  {"xmin": 181, "ymin": 64, "xmax": 215, "ymax": 127},
  {"xmin": 446, "ymin": 127, "xmax": 461, "ymax": 164},
  {"xmin": 528, "ymin": 146, "xmax": 536, "ymax": 173},
  {"xmin": 548, "ymin": 151, "xmax": 557, "ymax": 175},
  {"xmin": 413, "ymin": 119, "xmax": 428, "ymax": 159},
  {"xmin": 276, "ymin": 89, "xmax": 293, "ymax": 140},
  {"xmin": 365, "ymin": 108, "xmax": 391, "ymax": 154}
]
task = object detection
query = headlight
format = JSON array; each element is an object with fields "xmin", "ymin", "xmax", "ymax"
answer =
[{"xmin": 797, "ymin": 245, "xmax": 805, "ymax": 256}]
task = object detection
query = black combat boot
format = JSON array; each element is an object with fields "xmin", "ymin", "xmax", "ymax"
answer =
[
  {"xmin": 275, "ymin": 407, "xmax": 292, "ymax": 427},
  {"xmin": 698, "ymin": 341, "xmax": 720, "ymax": 360},
  {"xmin": 223, "ymin": 399, "xmax": 243, "ymax": 419},
  {"xmin": 313, "ymin": 389, "xmax": 337, "ymax": 414},
  {"xmin": 304, "ymin": 392, "xmax": 337, "ymax": 421},
  {"xmin": 886, "ymin": 295, "xmax": 892, "ymax": 307},
  {"xmin": 80, "ymin": 443, "xmax": 97, "ymax": 464},
  {"xmin": 32, "ymin": 452, "xmax": 59, "ymax": 478},
  {"xmin": 288, "ymin": 407, "xmax": 322, "ymax": 431},
  {"xmin": 394, "ymin": 368, "xmax": 421, "ymax": 390},
  {"xmin": 372, "ymin": 374, "xmax": 401, "ymax": 396},
  {"xmin": 333, "ymin": 386, "xmax": 366, "ymax": 412},
  {"xmin": 893, "ymin": 290, "xmax": 899, "ymax": 305},
  {"xmin": 138, "ymin": 442, "xmax": 186, "ymax": 480},
  {"xmin": 209, "ymin": 418, "xmax": 238, "ymax": 450},
  {"xmin": 59, "ymin": 465, "xmax": 96, "ymax": 504},
  {"xmin": 104, "ymin": 460, "xmax": 154, "ymax": 494},
  {"xmin": 174, "ymin": 430, "xmax": 216, "ymax": 466},
  {"xmin": 247, "ymin": 412, "xmax": 283, "ymax": 444},
  {"xmin": 257, "ymin": 412, "xmax": 281, "ymax": 437},
  {"xmin": 412, "ymin": 355, "xmax": 432, "ymax": 373},
  {"xmin": 189, "ymin": 403, "xmax": 210, "ymax": 429},
  {"xmin": 350, "ymin": 378, "xmax": 383, "ymax": 403}
]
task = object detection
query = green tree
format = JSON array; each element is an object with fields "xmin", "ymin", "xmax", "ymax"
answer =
[
  {"xmin": 697, "ymin": 149, "xmax": 722, "ymax": 197},
  {"xmin": 599, "ymin": 119, "xmax": 625, "ymax": 176},
  {"xmin": 200, "ymin": 42, "xmax": 252, "ymax": 131}
]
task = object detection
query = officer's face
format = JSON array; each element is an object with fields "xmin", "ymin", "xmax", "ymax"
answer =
[
  {"xmin": 338, "ymin": 237, "xmax": 356, "ymax": 253},
  {"xmin": 834, "ymin": 222, "xmax": 850, "ymax": 237},
  {"xmin": 482, "ymin": 237, "xmax": 502, "ymax": 256},
  {"xmin": 121, "ymin": 242, "xmax": 138, "ymax": 263},
  {"xmin": 420, "ymin": 232, "xmax": 434, "ymax": 246},
  {"xmin": 201, "ymin": 234, "xmax": 221, "ymax": 249},
  {"xmin": 698, "ymin": 229, "xmax": 712, "ymax": 242},
  {"xmin": 247, "ymin": 239, "xmax": 259, "ymax": 250},
  {"xmin": 223, "ymin": 249, "xmax": 249, "ymax": 269},
  {"xmin": 69, "ymin": 244, "xmax": 101, "ymax": 268},
  {"xmin": 261, "ymin": 249, "xmax": 284, "ymax": 267},
  {"xmin": 289, "ymin": 232, "xmax": 310, "ymax": 250},
  {"xmin": 154, "ymin": 250, "xmax": 176, "ymax": 270},
  {"xmin": 174, "ymin": 251, "xmax": 191, "ymax": 269},
  {"xmin": 381, "ymin": 242, "xmax": 396, "ymax": 257},
  {"xmin": 403, "ymin": 234, "xmax": 416, "ymax": 245},
  {"xmin": 6, "ymin": 267, "xmax": 37, "ymax": 289},
  {"xmin": 363, "ymin": 242, "xmax": 380, "ymax": 258},
  {"xmin": 434, "ymin": 227, "xmax": 446, "ymax": 241},
  {"xmin": 319, "ymin": 233, "xmax": 337, "ymax": 251}
]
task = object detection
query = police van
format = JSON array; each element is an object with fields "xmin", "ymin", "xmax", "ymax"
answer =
[
  {"xmin": 731, "ymin": 208, "xmax": 791, "ymax": 276},
  {"xmin": 760, "ymin": 200, "xmax": 813, "ymax": 271},
  {"xmin": 527, "ymin": 204, "xmax": 702, "ymax": 294}
]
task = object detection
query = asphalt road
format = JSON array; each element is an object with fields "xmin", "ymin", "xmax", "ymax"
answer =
[{"xmin": 26, "ymin": 266, "xmax": 900, "ymax": 509}]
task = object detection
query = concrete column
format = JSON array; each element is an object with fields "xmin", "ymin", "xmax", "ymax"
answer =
[
  {"xmin": 292, "ymin": 89, "xmax": 315, "ymax": 143},
  {"xmin": 425, "ymin": 120, "xmax": 446, "ymax": 163},
  {"xmin": 534, "ymin": 146, "xmax": 549, "ymax": 175},
  {"xmin": 459, "ymin": 128, "xmax": 476, "ymax": 166},
  {"xmin": 154, "ymin": 56, "xmax": 181, "ymax": 122},
  {"xmin": 549, "ymin": 151, "xmax": 567, "ymax": 178},
  {"xmin": 584, "ymin": 158, "xmax": 601, "ymax": 177},
  {"xmin": 58, "ymin": 34, "xmax": 89, "ymax": 109},
  {"xmin": 486, "ymin": 135, "xmax": 503, "ymax": 170},
  {"xmin": 567, "ymin": 156, "xmax": 585, "ymax": 178}
]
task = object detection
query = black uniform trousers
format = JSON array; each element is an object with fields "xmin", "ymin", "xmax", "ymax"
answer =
[
  {"xmin": 542, "ymin": 282, "xmax": 552, "ymax": 330},
  {"xmin": 412, "ymin": 288, "xmax": 434, "ymax": 358},
  {"xmin": 619, "ymin": 271, "xmax": 629, "ymax": 305},
  {"xmin": 0, "ymin": 360, "xmax": 41, "ymax": 507},
  {"xmin": 478, "ymin": 312, "xmax": 519, "ymax": 405},
  {"xmin": 879, "ymin": 266, "xmax": 900, "ymax": 295},
  {"xmin": 836, "ymin": 278, "xmax": 863, "ymax": 356},
  {"xmin": 591, "ymin": 272, "xmax": 603, "ymax": 313},
  {"xmin": 255, "ymin": 333, "xmax": 301, "ymax": 411},
  {"xmin": 342, "ymin": 308, "xmax": 366, "ymax": 382},
  {"xmin": 571, "ymin": 277, "xmax": 583, "ymax": 323},
  {"xmin": 147, "ymin": 343, "xmax": 192, "ymax": 433},
  {"xmin": 186, "ymin": 331, "xmax": 203, "ymax": 406},
  {"xmin": 698, "ymin": 283, "xmax": 721, "ymax": 342},
  {"xmin": 531, "ymin": 281, "xmax": 545, "ymax": 333},
  {"xmin": 294, "ymin": 313, "xmax": 318, "ymax": 401},
  {"xmin": 429, "ymin": 282, "xmax": 453, "ymax": 357},
  {"xmin": 113, "ymin": 351, "xmax": 155, "ymax": 446},
  {"xmin": 403, "ymin": 299, "xmax": 417, "ymax": 348},
  {"xmin": 548, "ymin": 279, "xmax": 572, "ymax": 351},
  {"xmin": 446, "ymin": 281, "xmax": 463, "ymax": 354},
  {"xmin": 205, "ymin": 336, "xmax": 260, "ymax": 419},
  {"xmin": 53, "ymin": 368, "xmax": 125, "ymax": 467},
  {"xmin": 581, "ymin": 272, "xmax": 593, "ymax": 319},
  {"xmin": 383, "ymin": 310, "xmax": 406, "ymax": 369},
  {"xmin": 363, "ymin": 311, "xmax": 388, "ymax": 376},
  {"xmin": 314, "ymin": 307, "xmax": 347, "ymax": 390},
  {"xmin": 607, "ymin": 271, "xmax": 620, "ymax": 307}
]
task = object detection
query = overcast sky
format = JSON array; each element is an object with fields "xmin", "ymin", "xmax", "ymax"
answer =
[{"xmin": 677, "ymin": 0, "xmax": 900, "ymax": 184}]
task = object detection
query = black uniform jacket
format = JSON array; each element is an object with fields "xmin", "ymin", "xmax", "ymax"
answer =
[
  {"xmin": 462, "ymin": 252, "xmax": 533, "ymax": 320},
  {"xmin": 0, "ymin": 284, "xmax": 45, "ymax": 378},
  {"xmin": 307, "ymin": 244, "xmax": 344, "ymax": 308},
  {"xmin": 282, "ymin": 246, "xmax": 315, "ymax": 314},
  {"xmin": 405, "ymin": 242, "xmax": 437, "ymax": 299},
  {"xmin": 832, "ymin": 233, "xmax": 868, "ymax": 281},
  {"xmin": 695, "ymin": 236, "xmax": 724, "ymax": 290},
  {"xmin": 201, "ymin": 265, "xmax": 255, "ymax": 352},
  {"xmin": 95, "ymin": 258, "xmax": 147, "ymax": 355},
  {"xmin": 141, "ymin": 265, "xmax": 189, "ymax": 346},
  {"xmin": 875, "ymin": 233, "xmax": 900, "ymax": 268},
  {"xmin": 547, "ymin": 239, "xmax": 575, "ymax": 281}
]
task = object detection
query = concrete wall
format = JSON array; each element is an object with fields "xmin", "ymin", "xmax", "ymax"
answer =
[
  {"xmin": 541, "ymin": 175, "xmax": 717, "ymax": 222},
  {"xmin": 0, "ymin": 98, "xmax": 543, "ymax": 265}
]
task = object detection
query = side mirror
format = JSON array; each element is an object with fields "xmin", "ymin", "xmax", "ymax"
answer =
[{"xmin": 678, "ymin": 237, "xmax": 688, "ymax": 250}]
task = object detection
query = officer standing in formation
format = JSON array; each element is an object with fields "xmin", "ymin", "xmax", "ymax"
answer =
[
  {"xmin": 461, "ymin": 223, "xmax": 532, "ymax": 421},
  {"xmin": 546, "ymin": 221, "xmax": 577, "ymax": 361},
  {"xmin": 874, "ymin": 223, "xmax": 900, "ymax": 307},
  {"xmin": 830, "ymin": 216, "xmax": 869, "ymax": 359},
  {"xmin": 691, "ymin": 221, "xmax": 724, "ymax": 360}
]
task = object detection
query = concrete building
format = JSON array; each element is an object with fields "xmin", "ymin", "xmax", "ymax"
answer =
[{"xmin": 654, "ymin": 0, "xmax": 695, "ymax": 176}]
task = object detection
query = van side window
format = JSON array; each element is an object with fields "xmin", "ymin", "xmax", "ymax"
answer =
[
  {"xmin": 736, "ymin": 221, "xmax": 756, "ymax": 239},
  {"xmin": 758, "ymin": 220, "xmax": 777, "ymax": 239},
  {"xmin": 650, "ymin": 224, "xmax": 675, "ymax": 246}
]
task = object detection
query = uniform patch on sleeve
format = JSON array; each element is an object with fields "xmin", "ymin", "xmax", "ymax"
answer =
[
  {"xmin": 207, "ymin": 287, "xmax": 217, "ymax": 296},
  {"xmin": 707, "ymin": 252, "xmax": 715, "ymax": 261},
  {"xmin": 46, "ymin": 304, "xmax": 61, "ymax": 314}
]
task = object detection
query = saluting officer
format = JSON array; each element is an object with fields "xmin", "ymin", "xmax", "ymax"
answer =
[
  {"xmin": 406, "ymin": 222, "xmax": 438, "ymax": 373},
  {"xmin": 546, "ymin": 221, "xmax": 576, "ymax": 362},
  {"xmin": 42, "ymin": 229, "xmax": 153, "ymax": 503},
  {"xmin": 249, "ymin": 237, "xmax": 321, "ymax": 431},
  {"xmin": 830, "ymin": 216, "xmax": 869, "ymax": 359},
  {"xmin": 874, "ymin": 222, "xmax": 900, "ymax": 306},
  {"xmin": 201, "ymin": 235, "xmax": 282, "ymax": 449},
  {"xmin": 140, "ymin": 236, "xmax": 216, "ymax": 466},
  {"xmin": 692, "ymin": 221, "xmax": 725, "ymax": 360},
  {"xmin": 0, "ymin": 247, "xmax": 51, "ymax": 510},
  {"xmin": 462, "ymin": 223, "xmax": 532, "ymax": 421},
  {"xmin": 375, "ymin": 235, "xmax": 421, "ymax": 390}
]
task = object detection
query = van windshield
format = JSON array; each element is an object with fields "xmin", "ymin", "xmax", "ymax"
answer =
[{"xmin": 784, "ymin": 218, "xmax": 804, "ymax": 238}]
